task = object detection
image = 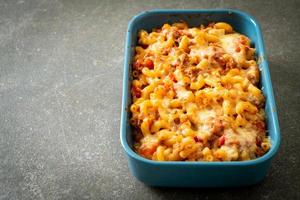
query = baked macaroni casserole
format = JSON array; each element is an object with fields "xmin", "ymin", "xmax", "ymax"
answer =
[{"xmin": 130, "ymin": 22, "xmax": 271, "ymax": 161}]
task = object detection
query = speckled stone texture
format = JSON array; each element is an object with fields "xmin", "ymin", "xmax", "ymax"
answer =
[{"xmin": 0, "ymin": 0, "xmax": 299, "ymax": 199}]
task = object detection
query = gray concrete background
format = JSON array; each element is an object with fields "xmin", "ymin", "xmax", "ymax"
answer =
[{"xmin": 0, "ymin": 0, "xmax": 299, "ymax": 199}]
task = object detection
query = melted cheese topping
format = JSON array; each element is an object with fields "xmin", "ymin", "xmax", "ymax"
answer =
[{"xmin": 130, "ymin": 22, "xmax": 270, "ymax": 161}]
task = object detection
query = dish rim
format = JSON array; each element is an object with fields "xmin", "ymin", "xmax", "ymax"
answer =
[{"xmin": 120, "ymin": 9, "xmax": 281, "ymax": 166}]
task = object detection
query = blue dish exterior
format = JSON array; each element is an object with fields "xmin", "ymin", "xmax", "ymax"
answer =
[{"xmin": 120, "ymin": 9, "xmax": 280, "ymax": 187}]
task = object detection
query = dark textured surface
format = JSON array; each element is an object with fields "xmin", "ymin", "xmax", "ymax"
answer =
[{"xmin": 0, "ymin": 0, "xmax": 299, "ymax": 199}]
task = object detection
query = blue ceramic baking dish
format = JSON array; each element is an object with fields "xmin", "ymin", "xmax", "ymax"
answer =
[{"xmin": 120, "ymin": 9, "xmax": 280, "ymax": 187}]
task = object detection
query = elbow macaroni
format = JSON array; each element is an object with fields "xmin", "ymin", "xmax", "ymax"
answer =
[{"xmin": 130, "ymin": 22, "xmax": 270, "ymax": 161}]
